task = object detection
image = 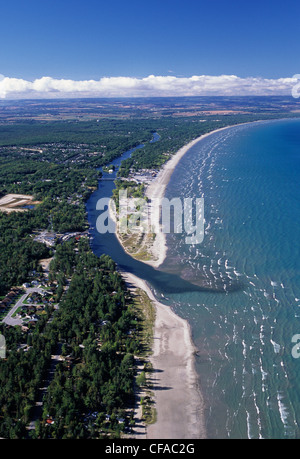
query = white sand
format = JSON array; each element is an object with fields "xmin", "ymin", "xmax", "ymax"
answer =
[
  {"xmin": 117, "ymin": 127, "xmax": 238, "ymax": 438},
  {"xmin": 116, "ymin": 123, "xmax": 264, "ymax": 438},
  {"xmin": 121, "ymin": 271, "xmax": 206, "ymax": 439},
  {"xmin": 144, "ymin": 124, "xmax": 253, "ymax": 268}
]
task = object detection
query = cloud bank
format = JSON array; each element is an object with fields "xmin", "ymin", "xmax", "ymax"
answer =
[{"xmin": 0, "ymin": 74, "xmax": 297, "ymax": 99}]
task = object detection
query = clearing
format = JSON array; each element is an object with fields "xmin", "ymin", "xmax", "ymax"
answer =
[{"xmin": 0, "ymin": 194, "xmax": 40, "ymax": 213}]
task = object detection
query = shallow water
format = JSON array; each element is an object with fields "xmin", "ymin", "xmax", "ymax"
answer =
[
  {"xmin": 87, "ymin": 120, "xmax": 300, "ymax": 439},
  {"xmin": 162, "ymin": 119, "xmax": 300, "ymax": 438}
]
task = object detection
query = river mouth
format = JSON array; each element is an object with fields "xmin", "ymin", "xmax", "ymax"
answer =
[
  {"xmin": 86, "ymin": 131, "xmax": 242, "ymax": 297},
  {"xmin": 159, "ymin": 257, "xmax": 244, "ymax": 293},
  {"xmin": 89, "ymin": 227, "xmax": 223, "ymax": 295},
  {"xmin": 87, "ymin": 120, "xmax": 300, "ymax": 439}
]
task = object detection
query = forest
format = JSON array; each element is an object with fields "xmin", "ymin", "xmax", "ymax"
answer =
[
  {"xmin": 0, "ymin": 102, "xmax": 298, "ymax": 438},
  {"xmin": 0, "ymin": 116, "xmax": 160, "ymax": 438},
  {"xmin": 0, "ymin": 240, "xmax": 141, "ymax": 438},
  {"xmin": 0, "ymin": 120, "xmax": 152, "ymax": 295},
  {"xmin": 116, "ymin": 112, "xmax": 298, "ymax": 175},
  {"xmin": 0, "ymin": 211, "xmax": 50, "ymax": 295}
]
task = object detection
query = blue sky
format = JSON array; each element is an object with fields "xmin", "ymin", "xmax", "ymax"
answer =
[{"xmin": 0, "ymin": 0, "xmax": 299, "ymax": 98}]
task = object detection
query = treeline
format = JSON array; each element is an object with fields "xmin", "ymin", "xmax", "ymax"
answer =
[
  {"xmin": 117, "ymin": 113, "xmax": 295, "ymax": 175},
  {"xmin": 0, "ymin": 157, "xmax": 100, "ymax": 201},
  {"xmin": 0, "ymin": 240, "xmax": 141, "ymax": 438},
  {"xmin": 0, "ymin": 113, "xmax": 293, "ymax": 295},
  {"xmin": 112, "ymin": 180, "xmax": 146, "ymax": 211},
  {"xmin": 0, "ymin": 105, "xmax": 297, "ymax": 438},
  {"xmin": 0, "ymin": 121, "xmax": 155, "ymax": 298},
  {"xmin": 0, "ymin": 195, "xmax": 90, "ymax": 296},
  {"xmin": 39, "ymin": 242, "xmax": 139, "ymax": 439},
  {"xmin": 0, "ymin": 118, "xmax": 155, "ymax": 202},
  {"xmin": 0, "ymin": 211, "xmax": 50, "ymax": 295},
  {"xmin": 0, "ymin": 309, "xmax": 55, "ymax": 438},
  {"xmin": 0, "ymin": 119, "xmax": 153, "ymax": 148}
]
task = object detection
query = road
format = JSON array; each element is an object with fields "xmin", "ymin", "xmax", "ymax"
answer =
[{"xmin": 2, "ymin": 287, "xmax": 48, "ymax": 326}]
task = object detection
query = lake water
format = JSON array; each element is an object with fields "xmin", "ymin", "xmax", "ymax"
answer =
[{"xmin": 87, "ymin": 120, "xmax": 300, "ymax": 439}]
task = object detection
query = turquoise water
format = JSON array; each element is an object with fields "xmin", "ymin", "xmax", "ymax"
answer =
[
  {"xmin": 161, "ymin": 119, "xmax": 300, "ymax": 439},
  {"xmin": 87, "ymin": 119, "xmax": 300, "ymax": 439}
]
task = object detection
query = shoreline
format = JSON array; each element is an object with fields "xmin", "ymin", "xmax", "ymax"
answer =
[
  {"xmin": 114, "ymin": 121, "xmax": 265, "ymax": 268},
  {"xmin": 112, "ymin": 120, "xmax": 270, "ymax": 439},
  {"xmin": 143, "ymin": 120, "xmax": 270, "ymax": 268},
  {"xmin": 121, "ymin": 271, "xmax": 206, "ymax": 439},
  {"xmin": 115, "ymin": 131, "xmax": 219, "ymax": 438}
]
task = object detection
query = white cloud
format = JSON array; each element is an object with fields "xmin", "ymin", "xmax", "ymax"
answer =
[{"xmin": 0, "ymin": 74, "xmax": 297, "ymax": 99}]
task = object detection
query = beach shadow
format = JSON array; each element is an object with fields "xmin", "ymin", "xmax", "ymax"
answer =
[
  {"xmin": 151, "ymin": 384, "xmax": 172, "ymax": 391},
  {"xmin": 133, "ymin": 427, "xmax": 147, "ymax": 434}
]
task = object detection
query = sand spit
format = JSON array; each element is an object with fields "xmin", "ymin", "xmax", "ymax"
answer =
[{"xmin": 122, "ymin": 271, "xmax": 206, "ymax": 439}]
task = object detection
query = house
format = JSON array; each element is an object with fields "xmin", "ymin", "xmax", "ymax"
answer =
[{"xmin": 46, "ymin": 419, "xmax": 55, "ymax": 425}]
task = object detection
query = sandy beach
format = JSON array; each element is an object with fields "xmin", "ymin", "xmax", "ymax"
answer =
[
  {"xmin": 116, "ymin": 133, "xmax": 219, "ymax": 439},
  {"xmin": 122, "ymin": 271, "xmax": 206, "ymax": 439},
  {"xmin": 116, "ymin": 126, "xmax": 241, "ymax": 439},
  {"xmin": 144, "ymin": 136, "xmax": 206, "ymax": 267},
  {"xmin": 144, "ymin": 123, "xmax": 256, "ymax": 268},
  {"xmin": 113, "ymin": 126, "xmax": 234, "ymax": 267},
  {"xmin": 116, "ymin": 124, "xmax": 259, "ymax": 438}
]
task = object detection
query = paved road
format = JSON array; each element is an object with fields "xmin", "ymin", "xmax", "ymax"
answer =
[{"xmin": 2, "ymin": 287, "xmax": 47, "ymax": 326}]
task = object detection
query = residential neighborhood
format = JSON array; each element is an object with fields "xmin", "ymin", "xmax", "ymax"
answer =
[{"xmin": 1, "ymin": 282, "xmax": 58, "ymax": 327}]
